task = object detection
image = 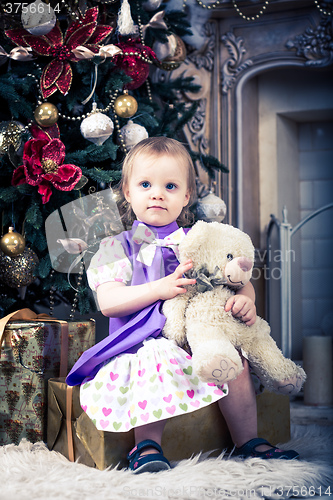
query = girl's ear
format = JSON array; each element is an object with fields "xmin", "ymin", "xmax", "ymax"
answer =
[
  {"xmin": 183, "ymin": 190, "xmax": 190, "ymax": 207},
  {"xmin": 123, "ymin": 184, "xmax": 130, "ymax": 203}
]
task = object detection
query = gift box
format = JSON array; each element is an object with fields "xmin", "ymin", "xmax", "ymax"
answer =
[
  {"xmin": 47, "ymin": 377, "xmax": 134, "ymax": 470},
  {"xmin": 0, "ymin": 309, "xmax": 95, "ymax": 445},
  {"xmin": 47, "ymin": 377, "xmax": 290, "ymax": 470}
]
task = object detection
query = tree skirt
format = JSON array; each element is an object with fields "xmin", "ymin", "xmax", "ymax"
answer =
[{"xmin": 0, "ymin": 424, "xmax": 332, "ymax": 500}]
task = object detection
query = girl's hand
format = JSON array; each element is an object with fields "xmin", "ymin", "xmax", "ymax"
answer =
[
  {"xmin": 158, "ymin": 260, "xmax": 196, "ymax": 301},
  {"xmin": 225, "ymin": 294, "xmax": 257, "ymax": 326}
]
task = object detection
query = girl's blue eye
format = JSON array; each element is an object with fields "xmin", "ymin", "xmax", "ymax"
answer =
[
  {"xmin": 141, "ymin": 181, "xmax": 150, "ymax": 188},
  {"xmin": 166, "ymin": 183, "xmax": 176, "ymax": 190}
]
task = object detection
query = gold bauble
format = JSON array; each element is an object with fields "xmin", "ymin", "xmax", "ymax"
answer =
[
  {"xmin": 114, "ymin": 94, "xmax": 138, "ymax": 119},
  {"xmin": 0, "ymin": 121, "xmax": 25, "ymax": 156},
  {"xmin": 0, "ymin": 227, "xmax": 26, "ymax": 257},
  {"xmin": 34, "ymin": 102, "xmax": 59, "ymax": 127},
  {"xmin": 0, "ymin": 247, "xmax": 39, "ymax": 288}
]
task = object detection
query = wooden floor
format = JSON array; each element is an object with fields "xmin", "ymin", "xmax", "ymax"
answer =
[{"xmin": 290, "ymin": 397, "xmax": 333, "ymax": 427}]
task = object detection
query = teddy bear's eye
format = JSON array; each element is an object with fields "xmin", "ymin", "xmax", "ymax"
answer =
[{"xmin": 227, "ymin": 253, "xmax": 233, "ymax": 261}]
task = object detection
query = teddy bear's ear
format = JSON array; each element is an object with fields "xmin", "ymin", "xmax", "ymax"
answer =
[
  {"xmin": 179, "ymin": 220, "xmax": 206, "ymax": 258},
  {"xmin": 179, "ymin": 221, "xmax": 220, "ymax": 262}
]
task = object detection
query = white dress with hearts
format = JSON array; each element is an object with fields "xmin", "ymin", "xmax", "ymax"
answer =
[{"xmin": 80, "ymin": 336, "xmax": 228, "ymax": 432}]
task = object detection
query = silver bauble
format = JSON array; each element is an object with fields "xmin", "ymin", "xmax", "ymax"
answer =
[
  {"xmin": 196, "ymin": 193, "xmax": 227, "ymax": 223},
  {"xmin": 21, "ymin": 0, "xmax": 56, "ymax": 36},
  {"xmin": 0, "ymin": 121, "xmax": 25, "ymax": 156},
  {"xmin": 0, "ymin": 247, "xmax": 39, "ymax": 288},
  {"xmin": 142, "ymin": 0, "xmax": 163, "ymax": 11}
]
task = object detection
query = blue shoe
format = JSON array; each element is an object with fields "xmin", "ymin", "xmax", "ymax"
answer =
[
  {"xmin": 232, "ymin": 438, "xmax": 299, "ymax": 460},
  {"xmin": 127, "ymin": 439, "xmax": 171, "ymax": 473}
]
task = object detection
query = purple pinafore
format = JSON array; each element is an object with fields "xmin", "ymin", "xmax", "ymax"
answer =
[{"xmin": 66, "ymin": 221, "xmax": 228, "ymax": 432}]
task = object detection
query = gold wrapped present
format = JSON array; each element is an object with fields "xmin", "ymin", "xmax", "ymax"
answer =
[
  {"xmin": 47, "ymin": 377, "xmax": 290, "ymax": 469},
  {"xmin": 0, "ymin": 309, "xmax": 95, "ymax": 445},
  {"xmin": 47, "ymin": 377, "xmax": 133, "ymax": 469}
]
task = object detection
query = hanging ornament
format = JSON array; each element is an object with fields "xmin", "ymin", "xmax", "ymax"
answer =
[
  {"xmin": 0, "ymin": 121, "xmax": 25, "ymax": 156},
  {"xmin": 21, "ymin": 0, "xmax": 56, "ymax": 36},
  {"xmin": 196, "ymin": 192, "xmax": 227, "ymax": 223},
  {"xmin": 80, "ymin": 103, "xmax": 114, "ymax": 145},
  {"xmin": 153, "ymin": 33, "xmax": 187, "ymax": 70},
  {"xmin": 114, "ymin": 40, "xmax": 157, "ymax": 90},
  {"xmin": 0, "ymin": 227, "xmax": 26, "ymax": 258},
  {"xmin": 34, "ymin": 102, "xmax": 59, "ymax": 128},
  {"xmin": 119, "ymin": 121, "xmax": 148, "ymax": 150},
  {"xmin": 0, "ymin": 247, "xmax": 39, "ymax": 288},
  {"xmin": 114, "ymin": 93, "xmax": 138, "ymax": 119},
  {"xmin": 142, "ymin": 0, "xmax": 164, "ymax": 11},
  {"xmin": 117, "ymin": 0, "xmax": 138, "ymax": 36}
]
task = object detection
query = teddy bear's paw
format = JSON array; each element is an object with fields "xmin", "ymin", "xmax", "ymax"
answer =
[
  {"xmin": 273, "ymin": 374, "xmax": 305, "ymax": 395},
  {"xmin": 198, "ymin": 356, "xmax": 241, "ymax": 384}
]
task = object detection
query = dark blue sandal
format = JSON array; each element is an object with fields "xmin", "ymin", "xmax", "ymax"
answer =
[
  {"xmin": 127, "ymin": 439, "xmax": 171, "ymax": 473},
  {"xmin": 232, "ymin": 438, "xmax": 299, "ymax": 460}
]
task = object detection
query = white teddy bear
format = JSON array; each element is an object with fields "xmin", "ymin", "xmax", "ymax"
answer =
[{"xmin": 162, "ymin": 221, "xmax": 306, "ymax": 395}]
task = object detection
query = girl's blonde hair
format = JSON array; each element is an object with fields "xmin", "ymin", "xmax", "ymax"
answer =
[{"xmin": 117, "ymin": 137, "xmax": 197, "ymax": 227}]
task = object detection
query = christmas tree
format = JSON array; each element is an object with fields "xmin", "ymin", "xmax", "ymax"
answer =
[{"xmin": 0, "ymin": 0, "xmax": 227, "ymax": 318}]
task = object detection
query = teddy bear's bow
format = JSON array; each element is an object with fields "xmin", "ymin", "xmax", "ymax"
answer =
[{"xmin": 187, "ymin": 265, "xmax": 227, "ymax": 293}]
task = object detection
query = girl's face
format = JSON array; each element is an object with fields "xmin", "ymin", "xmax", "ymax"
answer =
[{"xmin": 123, "ymin": 153, "xmax": 190, "ymax": 226}]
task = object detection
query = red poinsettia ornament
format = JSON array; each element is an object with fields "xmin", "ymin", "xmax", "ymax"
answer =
[
  {"xmin": 6, "ymin": 7, "xmax": 113, "ymax": 98},
  {"xmin": 12, "ymin": 124, "xmax": 82, "ymax": 204}
]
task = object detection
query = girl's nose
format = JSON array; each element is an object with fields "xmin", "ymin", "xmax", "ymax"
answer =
[{"xmin": 151, "ymin": 189, "xmax": 164, "ymax": 200}]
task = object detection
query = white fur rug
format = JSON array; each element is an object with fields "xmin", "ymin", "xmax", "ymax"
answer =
[{"xmin": 0, "ymin": 424, "xmax": 332, "ymax": 500}]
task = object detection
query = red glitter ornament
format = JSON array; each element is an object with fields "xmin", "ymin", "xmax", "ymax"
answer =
[
  {"xmin": 114, "ymin": 39, "xmax": 157, "ymax": 90},
  {"xmin": 11, "ymin": 124, "xmax": 82, "ymax": 204},
  {"xmin": 6, "ymin": 7, "xmax": 113, "ymax": 98}
]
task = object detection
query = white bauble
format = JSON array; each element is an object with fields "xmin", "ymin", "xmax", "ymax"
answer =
[
  {"xmin": 196, "ymin": 193, "xmax": 227, "ymax": 223},
  {"xmin": 21, "ymin": 0, "xmax": 56, "ymax": 36},
  {"xmin": 142, "ymin": 0, "xmax": 163, "ymax": 11},
  {"xmin": 119, "ymin": 120, "xmax": 148, "ymax": 150},
  {"xmin": 80, "ymin": 106, "xmax": 114, "ymax": 146}
]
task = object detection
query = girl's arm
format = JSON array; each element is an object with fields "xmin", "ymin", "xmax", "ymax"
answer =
[
  {"xmin": 97, "ymin": 260, "xmax": 196, "ymax": 317},
  {"xmin": 224, "ymin": 281, "xmax": 257, "ymax": 326}
]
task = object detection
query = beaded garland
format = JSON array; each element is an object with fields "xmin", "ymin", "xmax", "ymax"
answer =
[
  {"xmin": 58, "ymin": 0, "xmax": 82, "ymax": 22},
  {"xmin": 232, "ymin": 0, "xmax": 270, "ymax": 21},
  {"xmin": 49, "ymin": 261, "xmax": 84, "ymax": 319},
  {"xmin": 314, "ymin": 0, "xmax": 332, "ymax": 16},
  {"xmin": 194, "ymin": 0, "xmax": 223, "ymax": 10}
]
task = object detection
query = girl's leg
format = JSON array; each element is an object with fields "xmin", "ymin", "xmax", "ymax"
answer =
[
  {"xmin": 128, "ymin": 420, "xmax": 171, "ymax": 472},
  {"xmin": 218, "ymin": 358, "xmax": 270, "ymax": 452},
  {"xmin": 134, "ymin": 420, "xmax": 168, "ymax": 455}
]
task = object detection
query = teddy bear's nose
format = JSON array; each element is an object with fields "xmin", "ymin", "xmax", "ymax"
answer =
[{"xmin": 237, "ymin": 257, "xmax": 252, "ymax": 272}]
